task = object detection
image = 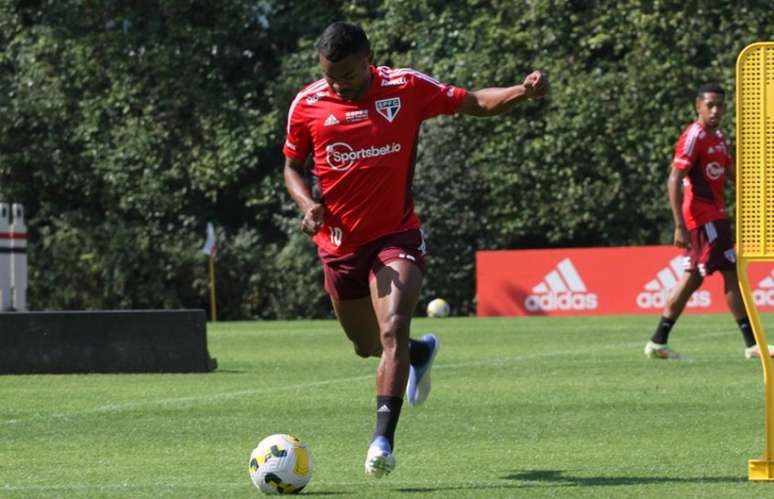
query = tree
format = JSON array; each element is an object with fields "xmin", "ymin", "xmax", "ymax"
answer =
[{"xmin": 2, "ymin": 1, "xmax": 773, "ymax": 317}]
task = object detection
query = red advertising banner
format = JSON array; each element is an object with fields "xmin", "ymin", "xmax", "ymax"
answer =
[{"xmin": 476, "ymin": 246, "xmax": 774, "ymax": 316}]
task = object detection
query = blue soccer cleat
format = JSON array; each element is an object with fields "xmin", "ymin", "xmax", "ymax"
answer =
[
  {"xmin": 364, "ymin": 436, "xmax": 395, "ymax": 478},
  {"xmin": 406, "ymin": 334, "xmax": 440, "ymax": 406}
]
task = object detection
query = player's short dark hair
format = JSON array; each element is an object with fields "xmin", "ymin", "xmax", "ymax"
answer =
[
  {"xmin": 318, "ymin": 22, "xmax": 370, "ymax": 62},
  {"xmin": 696, "ymin": 83, "xmax": 724, "ymax": 99}
]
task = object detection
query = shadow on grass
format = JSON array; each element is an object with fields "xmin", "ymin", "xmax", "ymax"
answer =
[
  {"xmin": 396, "ymin": 485, "xmax": 541, "ymax": 494},
  {"xmin": 503, "ymin": 469, "xmax": 746, "ymax": 486},
  {"xmin": 394, "ymin": 469, "xmax": 744, "ymax": 494}
]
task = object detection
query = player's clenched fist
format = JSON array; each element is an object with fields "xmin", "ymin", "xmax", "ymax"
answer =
[
  {"xmin": 673, "ymin": 226, "xmax": 691, "ymax": 249},
  {"xmin": 523, "ymin": 70, "xmax": 549, "ymax": 99},
  {"xmin": 301, "ymin": 203, "xmax": 324, "ymax": 235}
]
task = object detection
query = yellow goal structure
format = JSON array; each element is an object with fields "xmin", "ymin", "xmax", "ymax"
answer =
[{"xmin": 736, "ymin": 41, "xmax": 774, "ymax": 480}]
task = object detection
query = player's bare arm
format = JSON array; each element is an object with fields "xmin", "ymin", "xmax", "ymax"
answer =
[
  {"xmin": 458, "ymin": 70, "xmax": 549, "ymax": 117},
  {"xmin": 667, "ymin": 167, "xmax": 689, "ymax": 248},
  {"xmin": 283, "ymin": 156, "xmax": 324, "ymax": 235}
]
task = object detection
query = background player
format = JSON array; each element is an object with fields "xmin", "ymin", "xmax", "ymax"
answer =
[
  {"xmin": 283, "ymin": 21, "xmax": 548, "ymax": 477},
  {"xmin": 644, "ymin": 83, "xmax": 774, "ymax": 360}
]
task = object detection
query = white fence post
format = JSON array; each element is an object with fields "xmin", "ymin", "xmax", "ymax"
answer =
[
  {"xmin": 0, "ymin": 203, "xmax": 10, "ymax": 310},
  {"xmin": 10, "ymin": 203, "xmax": 27, "ymax": 311}
]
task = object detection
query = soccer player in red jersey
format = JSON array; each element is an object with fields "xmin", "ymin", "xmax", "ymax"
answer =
[
  {"xmin": 644, "ymin": 83, "xmax": 774, "ymax": 361},
  {"xmin": 283, "ymin": 21, "xmax": 548, "ymax": 477}
]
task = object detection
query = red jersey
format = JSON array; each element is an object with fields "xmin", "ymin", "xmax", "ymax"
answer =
[
  {"xmin": 671, "ymin": 121, "xmax": 733, "ymax": 230},
  {"xmin": 283, "ymin": 65, "xmax": 467, "ymax": 255}
]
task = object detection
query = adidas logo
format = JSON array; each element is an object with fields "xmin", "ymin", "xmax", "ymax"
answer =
[
  {"xmin": 324, "ymin": 114, "xmax": 340, "ymax": 127},
  {"xmin": 636, "ymin": 256, "xmax": 710, "ymax": 309},
  {"xmin": 754, "ymin": 271, "xmax": 774, "ymax": 306},
  {"xmin": 377, "ymin": 404, "xmax": 391, "ymax": 413},
  {"xmin": 524, "ymin": 258, "xmax": 598, "ymax": 312}
]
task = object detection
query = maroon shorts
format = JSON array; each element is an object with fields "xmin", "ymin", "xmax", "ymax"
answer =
[
  {"xmin": 685, "ymin": 219, "xmax": 736, "ymax": 276},
  {"xmin": 318, "ymin": 229, "xmax": 427, "ymax": 300}
]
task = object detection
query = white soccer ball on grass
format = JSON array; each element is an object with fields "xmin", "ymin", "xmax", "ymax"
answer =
[
  {"xmin": 427, "ymin": 298, "xmax": 451, "ymax": 318},
  {"xmin": 249, "ymin": 434, "xmax": 313, "ymax": 495}
]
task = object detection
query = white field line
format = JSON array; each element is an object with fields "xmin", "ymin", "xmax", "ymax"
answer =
[
  {"xmin": 0, "ymin": 374, "xmax": 373, "ymax": 425},
  {"xmin": 3, "ymin": 478, "xmax": 497, "ymax": 493},
  {"xmin": 1, "ymin": 482, "xmax": 246, "ymax": 493},
  {"xmin": 0, "ymin": 330, "xmax": 734, "ymax": 426},
  {"xmin": 437, "ymin": 330, "xmax": 732, "ymax": 369}
]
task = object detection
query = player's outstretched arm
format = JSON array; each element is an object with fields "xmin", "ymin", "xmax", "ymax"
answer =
[
  {"xmin": 284, "ymin": 156, "xmax": 324, "ymax": 235},
  {"xmin": 458, "ymin": 70, "xmax": 549, "ymax": 117}
]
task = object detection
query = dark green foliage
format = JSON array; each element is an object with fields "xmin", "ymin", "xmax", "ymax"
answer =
[
  {"xmin": 365, "ymin": 0, "xmax": 774, "ymax": 314},
  {"xmin": 1, "ymin": 1, "xmax": 772, "ymax": 317}
]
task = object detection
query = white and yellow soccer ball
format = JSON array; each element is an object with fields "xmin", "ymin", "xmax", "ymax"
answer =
[
  {"xmin": 248, "ymin": 434, "xmax": 313, "ymax": 495},
  {"xmin": 427, "ymin": 298, "xmax": 450, "ymax": 318}
]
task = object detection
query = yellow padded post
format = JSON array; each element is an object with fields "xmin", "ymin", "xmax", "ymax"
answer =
[{"xmin": 736, "ymin": 41, "xmax": 774, "ymax": 480}]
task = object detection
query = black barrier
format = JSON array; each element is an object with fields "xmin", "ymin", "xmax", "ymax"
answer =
[{"xmin": 0, "ymin": 309, "xmax": 217, "ymax": 374}]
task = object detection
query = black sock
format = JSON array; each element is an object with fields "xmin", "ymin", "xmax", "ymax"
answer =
[
  {"xmin": 738, "ymin": 317, "xmax": 755, "ymax": 348},
  {"xmin": 373, "ymin": 395, "xmax": 403, "ymax": 449},
  {"xmin": 651, "ymin": 317, "xmax": 676, "ymax": 345},
  {"xmin": 409, "ymin": 338, "xmax": 431, "ymax": 366}
]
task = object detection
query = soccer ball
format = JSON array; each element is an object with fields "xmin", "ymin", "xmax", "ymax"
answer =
[
  {"xmin": 427, "ymin": 298, "xmax": 450, "ymax": 318},
  {"xmin": 249, "ymin": 434, "xmax": 313, "ymax": 495}
]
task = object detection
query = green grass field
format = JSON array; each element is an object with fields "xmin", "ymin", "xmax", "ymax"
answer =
[{"xmin": 3, "ymin": 313, "xmax": 774, "ymax": 498}]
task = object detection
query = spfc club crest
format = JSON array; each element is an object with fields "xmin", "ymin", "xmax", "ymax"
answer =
[{"xmin": 375, "ymin": 97, "xmax": 401, "ymax": 123}]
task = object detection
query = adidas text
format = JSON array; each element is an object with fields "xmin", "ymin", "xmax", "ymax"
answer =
[
  {"xmin": 524, "ymin": 292, "xmax": 598, "ymax": 312},
  {"xmin": 636, "ymin": 290, "xmax": 711, "ymax": 309},
  {"xmin": 754, "ymin": 289, "xmax": 774, "ymax": 306}
]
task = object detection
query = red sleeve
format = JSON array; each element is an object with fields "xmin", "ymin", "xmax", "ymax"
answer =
[
  {"xmin": 672, "ymin": 125, "xmax": 700, "ymax": 171},
  {"xmin": 409, "ymin": 70, "xmax": 467, "ymax": 120},
  {"xmin": 282, "ymin": 96, "xmax": 312, "ymax": 161}
]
